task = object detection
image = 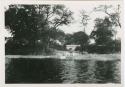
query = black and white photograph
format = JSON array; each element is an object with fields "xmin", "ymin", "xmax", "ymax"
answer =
[{"xmin": 4, "ymin": 1, "xmax": 122, "ymax": 85}]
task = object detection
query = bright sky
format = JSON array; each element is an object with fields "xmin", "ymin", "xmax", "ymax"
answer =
[{"xmin": 4, "ymin": 1, "xmax": 122, "ymax": 38}]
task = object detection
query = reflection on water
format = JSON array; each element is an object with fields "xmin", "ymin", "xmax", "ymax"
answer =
[{"xmin": 6, "ymin": 58, "xmax": 121, "ymax": 83}]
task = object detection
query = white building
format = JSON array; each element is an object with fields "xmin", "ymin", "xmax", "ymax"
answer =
[{"xmin": 66, "ymin": 45, "xmax": 80, "ymax": 51}]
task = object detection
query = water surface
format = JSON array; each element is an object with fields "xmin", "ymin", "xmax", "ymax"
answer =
[{"xmin": 6, "ymin": 58, "xmax": 121, "ymax": 83}]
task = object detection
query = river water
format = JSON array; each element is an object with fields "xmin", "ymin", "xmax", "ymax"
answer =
[{"xmin": 6, "ymin": 58, "xmax": 121, "ymax": 83}]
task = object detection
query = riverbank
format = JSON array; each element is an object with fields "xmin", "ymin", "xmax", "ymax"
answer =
[{"xmin": 6, "ymin": 53, "xmax": 120, "ymax": 61}]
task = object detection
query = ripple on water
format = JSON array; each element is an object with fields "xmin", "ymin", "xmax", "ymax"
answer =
[{"xmin": 5, "ymin": 58, "xmax": 121, "ymax": 83}]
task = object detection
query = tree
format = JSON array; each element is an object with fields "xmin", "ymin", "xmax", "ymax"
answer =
[
  {"xmin": 91, "ymin": 17, "xmax": 113, "ymax": 45},
  {"xmin": 73, "ymin": 31, "xmax": 89, "ymax": 51},
  {"xmin": 93, "ymin": 5, "xmax": 121, "ymax": 53},
  {"xmin": 65, "ymin": 34, "xmax": 74, "ymax": 45},
  {"xmin": 64, "ymin": 31, "xmax": 89, "ymax": 51},
  {"xmin": 90, "ymin": 17, "xmax": 115, "ymax": 53},
  {"xmin": 80, "ymin": 10, "xmax": 90, "ymax": 33},
  {"xmin": 37, "ymin": 5, "xmax": 73, "ymax": 50},
  {"xmin": 5, "ymin": 5, "xmax": 73, "ymax": 54},
  {"xmin": 94, "ymin": 5, "xmax": 121, "ymax": 28}
]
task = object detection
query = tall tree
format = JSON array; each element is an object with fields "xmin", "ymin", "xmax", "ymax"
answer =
[
  {"xmin": 90, "ymin": 17, "xmax": 114, "ymax": 45},
  {"xmin": 80, "ymin": 10, "xmax": 90, "ymax": 33},
  {"xmin": 93, "ymin": 5, "xmax": 121, "ymax": 52},
  {"xmin": 89, "ymin": 17, "xmax": 117, "ymax": 53},
  {"xmin": 73, "ymin": 31, "xmax": 89, "ymax": 51}
]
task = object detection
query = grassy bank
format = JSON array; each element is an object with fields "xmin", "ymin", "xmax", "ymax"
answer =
[{"xmin": 6, "ymin": 53, "xmax": 120, "ymax": 61}]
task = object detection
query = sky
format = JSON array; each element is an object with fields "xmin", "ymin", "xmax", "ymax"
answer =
[
  {"xmin": 58, "ymin": 2, "xmax": 122, "ymax": 39},
  {"xmin": 4, "ymin": 1, "xmax": 122, "ymax": 39}
]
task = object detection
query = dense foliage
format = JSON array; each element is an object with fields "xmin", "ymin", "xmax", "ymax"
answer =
[
  {"xmin": 89, "ymin": 17, "xmax": 121, "ymax": 53},
  {"xmin": 5, "ymin": 5, "xmax": 73, "ymax": 55}
]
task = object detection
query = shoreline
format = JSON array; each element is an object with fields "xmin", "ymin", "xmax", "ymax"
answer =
[{"xmin": 5, "ymin": 53, "xmax": 120, "ymax": 61}]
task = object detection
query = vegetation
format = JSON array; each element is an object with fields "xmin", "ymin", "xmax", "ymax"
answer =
[
  {"xmin": 88, "ymin": 4, "xmax": 121, "ymax": 53},
  {"xmin": 5, "ymin": 5, "xmax": 121, "ymax": 55},
  {"xmin": 64, "ymin": 32, "xmax": 89, "ymax": 52},
  {"xmin": 5, "ymin": 5, "xmax": 73, "ymax": 55}
]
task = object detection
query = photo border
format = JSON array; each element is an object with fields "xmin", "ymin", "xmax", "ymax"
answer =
[{"xmin": 0, "ymin": 0, "xmax": 124, "ymax": 87}]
